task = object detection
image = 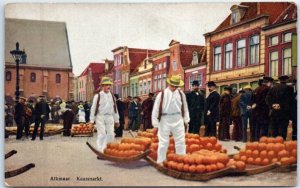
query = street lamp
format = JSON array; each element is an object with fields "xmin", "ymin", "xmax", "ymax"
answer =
[{"xmin": 10, "ymin": 42, "xmax": 25, "ymax": 102}]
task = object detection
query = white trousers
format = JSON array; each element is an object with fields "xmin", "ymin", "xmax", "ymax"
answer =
[
  {"xmin": 95, "ymin": 115, "xmax": 114, "ymax": 152},
  {"xmin": 157, "ymin": 115, "xmax": 186, "ymax": 163}
]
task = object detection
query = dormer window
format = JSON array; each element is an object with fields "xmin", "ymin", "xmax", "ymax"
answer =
[
  {"xmin": 192, "ymin": 51, "xmax": 199, "ymax": 65},
  {"xmin": 230, "ymin": 5, "xmax": 248, "ymax": 25}
]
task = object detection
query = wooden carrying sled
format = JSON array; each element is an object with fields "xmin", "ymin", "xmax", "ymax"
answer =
[
  {"xmin": 5, "ymin": 150, "xmax": 35, "ymax": 179},
  {"xmin": 145, "ymin": 156, "xmax": 234, "ymax": 181},
  {"xmin": 86, "ymin": 141, "xmax": 150, "ymax": 163}
]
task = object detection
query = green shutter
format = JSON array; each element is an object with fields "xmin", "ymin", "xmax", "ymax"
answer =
[{"xmin": 292, "ymin": 34, "xmax": 297, "ymax": 67}]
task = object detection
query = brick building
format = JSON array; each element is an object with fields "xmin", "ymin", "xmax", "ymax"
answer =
[
  {"xmin": 5, "ymin": 18, "xmax": 74, "ymax": 101},
  {"xmin": 77, "ymin": 63, "xmax": 105, "ymax": 102},
  {"xmin": 204, "ymin": 2, "xmax": 292, "ymax": 93},
  {"xmin": 262, "ymin": 3, "xmax": 297, "ymax": 79}
]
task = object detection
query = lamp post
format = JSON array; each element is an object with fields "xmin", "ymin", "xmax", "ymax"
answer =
[{"xmin": 10, "ymin": 42, "xmax": 25, "ymax": 102}]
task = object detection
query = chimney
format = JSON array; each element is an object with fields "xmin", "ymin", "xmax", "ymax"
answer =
[{"xmin": 257, "ymin": 2, "xmax": 261, "ymax": 15}]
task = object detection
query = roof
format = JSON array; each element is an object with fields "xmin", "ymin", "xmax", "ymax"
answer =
[
  {"xmin": 5, "ymin": 18, "xmax": 72, "ymax": 69},
  {"xmin": 179, "ymin": 44, "xmax": 204, "ymax": 68},
  {"xmin": 79, "ymin": 63, "xmax": 105, "ymax": 77},
  {"xmin": 128, "ymin": 49, "xmax": 159, "ymax": 73},
  {"xmin": 206, "ymin": 2, "xmax": 291, "ymax": 35},
  {"xmin": 272, "ymin": 3, "xmax": 297, "ymax": 25}
]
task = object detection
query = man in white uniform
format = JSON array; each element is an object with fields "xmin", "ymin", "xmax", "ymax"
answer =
[
  {"xmin": 90, "ymin": 77, "xmax": 119, "ymax": 153},
  {"xmin": 152, "ymin": 75, "xmax": 190, "ymax": 164}
]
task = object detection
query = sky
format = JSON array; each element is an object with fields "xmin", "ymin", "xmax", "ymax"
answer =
[{"xmin": 5, "ymin": 3, "xmax": 234, "ymax": 76}]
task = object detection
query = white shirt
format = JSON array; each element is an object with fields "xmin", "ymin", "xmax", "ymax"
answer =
[
  {"xmin": 90, "ymin": 91, "xmax": 119, "ymax": 123},
  {"xmin": 152, "ymin": 87, "xmax": 190, "ymax": 127}
]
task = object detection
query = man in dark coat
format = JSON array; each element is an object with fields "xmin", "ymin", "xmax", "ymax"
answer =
[
  {"xmin": 128, "ymin": 97, "xmax": 139, "ymax": 131},
  {"xmin": 266, "ymin": 75, "xmax": 294, "ymax": 140},
  {"xmin": 239, "ymin": 85, "xmax": 253, "ymax": 142},
  {"xmin": 187, "ymin": 80, "xmax": 205, "ymax": 134},
  {"xmin": 32, "ymin": 95, "xmax": 50, "ymax": 140},
  {"xmin": 251, "ymin": 77, "xmax": 273, "ymax": 141},
  {"xmin": 141, "ymin": 93, "xmax": 155, "ymax": 131},
  {"xmin": 218, "ymin": 86, "xmax": 232, "ymax": 141},
  {"xmin": 84, "ymin": 101, "xmax": 91, "ymax": 123},
  {"xmin": 231, "ymin": 89, "xmax": 243, "ymax": 141},
  {"xmin": 62, "ymin": 104, "xmax": 74, "ymax": 136},
  {"xmin": 114, "ymin": 94, "xmax": 125, "ymax": 137},
  {"xmin": 23, "ymin": 99, "xmax": 34, "ymax": 138},
  {"xmin": 15, "ymin": 97, "xmax": 26, "ymax": 140},
  {"xmin": 289, "ymin": 79, "xmax": 297, "ymax": 140},
  {"xmin": 204, "ymin": 81, "xmax": 220, "ymax": 137}
]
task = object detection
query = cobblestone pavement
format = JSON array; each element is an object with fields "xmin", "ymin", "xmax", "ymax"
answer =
[{"xmin": 4, "ymin": 130, "xmax": 297, "ymax": 186}]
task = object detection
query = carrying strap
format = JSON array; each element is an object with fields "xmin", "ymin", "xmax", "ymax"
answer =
[
  {"xmin": 94, "ymin": 92, "xmax": 117, "ymax": 117},
  {"xmin": 157, "ymin": 89, "xmax": 184, "ymax": 121}
]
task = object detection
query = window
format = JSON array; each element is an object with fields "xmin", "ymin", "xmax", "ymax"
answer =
[
  {"xmin": 135, "ymin": 83, "xmax": 138, "ymax": 96},
  {"xmin": 237, "ymin": 39, "xmax": 246, "ymax": 67},
  {"xmin": 5, "ymin": 71, "xmax": 11, "ymax": 81},
  {"xmin": 131, "ymin": 84, "xmax": 134, "ymax": 96},
  {"xmin": 250, "ymin": 35, "xmax": 259, "ymax": 65},
  {"xmin": 270, "ymin": 36, "xmax": 278, "ymax": 46},
  {"xmin": 197, "ymin": 74, "xmax": 202, "ymax": 86},
  {"xmin": 56, "ymin": 74, "xmax": 61, "ymax": 83},
  {"xmin": 158, "ymin": 63, "xmax": 162, "ymax": 70},
  {"xmin": 213, "ymin": 46, "xmax": 222, "ymax": 71},
  {"xmin": 139, "ymin": 82, "xmax": 143, "ymax": 95},
  {"xmin": 154, "ymin": 64, "xmax": 158, "ymax": 71},
  {"xmin": 30, "ymin": 72, "xmax": 36, "ymax": 82},
  {"xmin": 157, "ymin": 75, "xmax": 161, "ymax": 91},
  {"xmin": 225, "ymin": 43, "xmax": 233, "ymax": 69},
  {"xmin": 144, "ymin": 81, "xmax": 147, "ymax": 94},
  {"xmin": 283, "ymin": 48, "xmax": 292, "ymax": 75},
  {"xmin": 231, "ymin": 11, "xmax": 239, "ymax": 24},
  {"xmin": 148, "ymin": 80, "xmax": 151, "ymax": 93},
  {"xmin": 189, "ymin": 75, "xmax": 194, "ymax": 90},
  {"xmin": 270, "ymin": 51, "xmax": 278, "ymax": 77},
  {"xmin": 172, "ymin": 61, "xmax": 177, "ymax": 71},
  {"xmin": 163, "ymin": 62, "xmax": 166, "ymax": 68},
  {"xmin": 162, "ymin": 73, "xmax": 166, "ymax": 89},
  {"xmin": 192, "ymin": 52, "xmax": 198, "ymax": 65},
  {"xmin": 283, "ymin": 32, "xmax": 292, "ymax": 43}
]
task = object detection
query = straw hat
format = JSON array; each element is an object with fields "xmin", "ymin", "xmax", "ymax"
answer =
[
  {"xmin": 100, "ymin": 77, "xmax": 113, "ymax": 85},
  {"xmin": 167, "ymin": 75, "xmax": 184, "ymax": 87},
  {"xmin": 243, "ymin": 85, "xmax": 252, "ymax": 90}
]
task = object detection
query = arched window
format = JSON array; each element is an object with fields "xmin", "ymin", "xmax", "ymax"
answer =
[
  {"xmin": 30, "ymin": 72, "xmax": 36, "ymax": 82},
  {"xmin": 56, "ymin": 74, "xmax": 61, "ymax": 83},
  {"xmin": 5, "ymin": 71, "xmax": 11, "ymax": 81}
]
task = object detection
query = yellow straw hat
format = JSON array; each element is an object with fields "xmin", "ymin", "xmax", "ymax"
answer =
[
  {"xmin": 243, "ymin": 85, "xmax": 252, "ymax": 90},
  {"xmin": 100, "ymin": 76, "xmax": 113, "ymax": 85},
  {"xmin": 167, "ymin": 75, "xmax": 184, "ymax": 87}
]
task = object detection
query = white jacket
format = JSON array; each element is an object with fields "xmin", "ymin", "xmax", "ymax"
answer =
[
  {"xmin": 152, "ymin": 87, "xmax": 190, "ymax": 127},
  {"xmin": 90, "ymin": 91, "xmax": 119, "ymax": 123}
]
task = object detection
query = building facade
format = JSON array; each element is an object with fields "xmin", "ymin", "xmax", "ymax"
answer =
[
  {"xmin": 5, "ymin": 18, "xmax": 74, "ymax": 101},
  {"xmin": 204, "ymin": 2, "xmax": 291, "ymax": 93}
]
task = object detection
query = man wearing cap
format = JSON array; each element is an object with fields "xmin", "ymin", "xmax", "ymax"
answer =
[
  {"xmin": 251, "ymin": 77, "xmax": 273, "ymax": 140},
  {"xmin": 239, "ymin": 85, "xmax": 254, "ymax": 142},
  {"xmin": 266, "ymin": 75, "xmax": 294, "ymax": 139},
  {"xmin": 219, "ymin": 86, "xmax": 232, "ymax": 141},
  {"xmin": 186, "ymin": 80, "xmax": 205, "ymax": 134},
  {"xmin": 15, "ymin": 97, "xmax": 27, "ymax": 140},
  {"xmin": 152, "ymin": 75, "xmax": 190, "ymax": 164},
  {"xmin": 141, "ymin": 93, "xmax": 155, "ymax": 131},
  {"xmin": 114, "ymin": 94, "xmax": 125, "ymax": 137},
  {"xmin": 89, "ymin": 77, "xmax": 119, "ymax": 153},
  {"xmin": 32, "ymin": 95, "xmax": 50, "ymax": 140},
  {"xmin": 204, "ymin": 81, "xmax": 220, "ymax": 137}
]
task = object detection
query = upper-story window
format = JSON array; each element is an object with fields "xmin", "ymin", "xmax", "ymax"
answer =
[
  {"xmin": 249, "ymin": 35, "xmax": 259, "ymax": 65},
  {"xmin": 225, "ymin": 43, "xmax": 233, "ymax": 69},
  {"xmin": 56, "ymin": 74, "xmax": 61, "ymax": 83},
  {"xmin": 189, "ymin": 75, "xmax": 194, "ymax": 90},
  {"xmin": 270, "ymin": 35, "xmax": 279, "ymax": 46},
  {"xmin": 163, "ymin": 62, "xmax": 166, "ymax": 68},
  {"xmin": 283, "ymin": 32, "xmax": 292, "ymax": 43},
  {"xmin": 154, "ymin": 64, "xmax": 158, "ymax": 71},
  {"xmin": 162, "ymin": 73, "xmax": 166, "ymax": 89},
  {"xmin": 192, "ymin": 52, "xmax": 198, "ymax": 65},
  {"xmin": 5, "ymin": 71, "xmax": 11, "ymax": 81},
  {"xmin": 30, "ymin": 72, "xmax": 36, "ymax": 82},
  {"xmin": 213, "ymin": 46, "xmax": 222, "ymax": 71},
  {"xmin": 237, "ymin": 39, "xmax": 246, "ymax": 67},
  {"xmin": 158, "ymin": 63, "xmax": 162, "ymax": 70},
  {"xmin": 197, "ymin": 74, "xmax": 202, "ymax": 86},
  {"xmin": 282, "ymin": 48, "xmax": 292, "ymax": 75},
  {"xmin": 172, "ymin": 61, "xmax": 177, "ymax": 71}
]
